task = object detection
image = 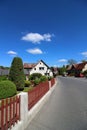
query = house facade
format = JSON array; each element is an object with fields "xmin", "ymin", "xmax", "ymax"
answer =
[
  {"xmin": 24, "ymin": 60, "xmax": 53, "ymax": 78},
  {"xmin": 67, "ymin": 62, "xmax": 87, "ymax": 77},
  {"xmin": 0, "ymin": 69, "xmax": 9, "ymax": 76}
]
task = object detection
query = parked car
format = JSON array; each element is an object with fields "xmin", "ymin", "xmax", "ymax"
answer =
[{"xmin": 80, "ymin": 73, "xmax": 84, "ymax": 77}]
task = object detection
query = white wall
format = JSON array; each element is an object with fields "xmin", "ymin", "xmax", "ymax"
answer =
[
  {"xmin": 30, "ymin": 61, "xmax": 53, "ymax": 76},
  {"xmin": 82, "ymin": 64, "xmax": 87, "ymax": 72}
]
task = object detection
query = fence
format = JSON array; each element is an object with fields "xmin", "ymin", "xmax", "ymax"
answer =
[
  {"xmin": 50, "ymin": 78, "xmax": 55, "ymax": 87},
  {"xmin": 0, "ymin": 96, "xmax": 20, "ymax": 130},
  {"xmin": 0, "ymin": 78, "xmax": 56, "ymax": 130},
  {"xmin": 28, "ymin": 81, "xmax": 49, "ymax": 110}
]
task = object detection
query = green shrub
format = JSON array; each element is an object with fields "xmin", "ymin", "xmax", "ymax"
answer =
[
  {"xmin": 9, "ymin": 57, "xmax": 25, "ymax": 91},
  {"xmin": 33, "ymin": 79, "xmax": 41, "ymax": 86},
  {"xmin": 29, "ymin": 73, "xmax": 42, "ymax": 80},
  {"xmin": 47, "ymin": 76, "xmax": 52, "ymax": 81},
  {"xmin": 40, "ymin": 76, "xmax": 48, "ymax": 82},
  {"xmin": 24, "ymin": 80, "xmax": 31, "ymax": 87},
  {"xmin": 0, "ymin": 76, "xmax": 8, "ymax": 81},
  {"xmin": 0, "ymin": 80, "xmax": 17, "ymax": 99}
]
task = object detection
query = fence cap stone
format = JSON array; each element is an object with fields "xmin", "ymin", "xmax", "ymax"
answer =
[{"xmin": 18, "ymin": 92, "xmax": 27, "ymax": 96}]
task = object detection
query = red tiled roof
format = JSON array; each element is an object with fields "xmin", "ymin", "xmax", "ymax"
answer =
[
  {"xmin": 67, "ymin": 64, "xmax": 78, "ymax": 70},
  {"xmin": 76, "ymin": 62, "xmax": 87, "ymax": 70},
  {"xmin": 67, "ymin": 62, "xmax": 87, "ymax": 71},
  {"xmin": 24, "ymin": 63, "xmax": 36, "ymax": 69}
]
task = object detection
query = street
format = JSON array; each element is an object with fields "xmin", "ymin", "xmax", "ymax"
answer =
[{"xmin": 25, "ymin": 77, "xmax": 87, "ymax": 130}]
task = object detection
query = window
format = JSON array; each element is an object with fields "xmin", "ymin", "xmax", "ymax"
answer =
[
  {"xmin": 34, "ymin": 68, "xmax": 36, "ymax": 70},
  {"xmin": 45, "ymin": 73, "xmax": 49, "ymax": 76},
  {"xmin": 39, "ymin": 67, "xmax": 44, "ymax": 70}
]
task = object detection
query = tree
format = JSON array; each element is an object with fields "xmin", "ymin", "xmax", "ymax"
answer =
[
  {"xmin": 9, "ymin": 57, "xmax": 25, "ymax": 90},
  {"xmin": 58, "ymin": 65, "xmax": 67, "ymax": 75},
  {"xmin": 81, "ymin": 60, "xmax": 87, "ymax": 63},
  {"xmin": 67, "ymin": 59, "xmax": 77, "ymax": 65},
  {"xmin": 0, "ymin": 66, "xmax": 5, "ymax": 69}
]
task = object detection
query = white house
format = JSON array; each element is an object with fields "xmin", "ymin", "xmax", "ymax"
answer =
[
  {"xmin": 82, "ymin": 63, "xmax": 87, "ymax": 72},
  {"xmin": 24, "ymin": 60, "xmax": 53, "ymax": 78}
]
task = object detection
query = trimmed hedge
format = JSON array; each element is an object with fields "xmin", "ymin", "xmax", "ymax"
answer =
[
  {"xmin": 29, "ymin": 73, "xmax": 42, "ymax": 80},
  {"xmin": 40, "ymin": 76, "xmax": 48, "ymax": 82},
  {"xmin": 0, "ymin": 80, "xmax": 17, "ymax": 99}
]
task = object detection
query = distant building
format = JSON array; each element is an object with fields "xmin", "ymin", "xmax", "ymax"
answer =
[
  {"xmin": 0, "ymin": 69, "xmax": 9, "ymax": 76},
  {"xmin": 50, "ymin": 67, "xmax": 59, "ymax": 76},
  {"xmin": 67, "ymin": 62, "xmax": 87, "ymax": 77}
]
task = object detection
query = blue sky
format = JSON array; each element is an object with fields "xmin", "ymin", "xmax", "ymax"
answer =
[{"xmin": 0, "ymin": 0, "xmax": 87, "ymax": 67}]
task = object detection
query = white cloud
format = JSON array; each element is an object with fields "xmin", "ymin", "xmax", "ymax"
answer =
[
  {"xmin": 81, "ymin": 52, "xmax": 87, "ymax": 57},
  {"xmin": 58, "ymin": 59, "xmax": 67, "ymax": 62},
  {"xmin": 26, "ymin": 48, "xmax": 43, "ymax": 54},
  {"xmin": 43, "ymin": 34, "xmax": 52, "ymax": 42},
  {"xmin": 21, "ymin": 33, "xmax": 53, "ymax": 43},
  {"xmin": 7, "ymin": 51, "xmax": 17, "ymax": 55}
]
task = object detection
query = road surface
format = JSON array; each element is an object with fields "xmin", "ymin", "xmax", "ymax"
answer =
[{"xmin": 25, "ymin": 77, "xmax": 87, "ymax": 130}]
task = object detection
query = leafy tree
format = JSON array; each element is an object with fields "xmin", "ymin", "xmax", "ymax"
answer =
[
  {"xmin": 9, "ymin": 57, "xmax": 25, "ymax": 90},
  {"xmin": 0, "ymin": 66, "xmax": 5, "ymax": 69},
  {"xmin": 58, "ymin": 65, "xmax": 67, "ymax": 75},
  {"xmin": 81, "ymin": 60, "xmax": 87, "ymax": 63},
  {"xmin": 67, "ymin": 59, "xmax": 77, "ymax": 65}
]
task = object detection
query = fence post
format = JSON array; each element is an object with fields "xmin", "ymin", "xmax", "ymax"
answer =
[{"xmin": 18, "ymin": 92, "xmax": 28, "ymax": 130}]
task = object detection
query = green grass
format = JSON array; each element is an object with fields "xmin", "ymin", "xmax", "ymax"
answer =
[
  {"xmin": 17, "ymin": 86, "xmax": 34, "ymax": 93},
  {"xmin": 23, "ymin": 86, "xmax": 33, "ymax": 92}
]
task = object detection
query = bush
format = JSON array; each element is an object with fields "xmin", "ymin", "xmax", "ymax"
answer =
[
  {"xmin": 33, "ymin": 79, "xmax": 41, "ymax": 86},
  {"xmin": 0, "ymin": 76, "xmax": 8, "ymax": 81},
  {"xmin": 29, "ymin": 73, "xmax": 42, "ymax": 80},
  {"xmin": 47, "ymin": 76, "xmax": 52, "ymax": 81},
  {"xmin": 24, "ymin": 80, "xmax": 31, "ymax": 87},
  {"xmin": 40, "ymin": 76, "xmax": 48, "ymax": 82},
  {"xmin": 0, "ymin": 80, "xmax": 17, "ymax": 99},
  {"xmin": 9, "ymin": 57, "xmax": 25, "ymax": 91}
]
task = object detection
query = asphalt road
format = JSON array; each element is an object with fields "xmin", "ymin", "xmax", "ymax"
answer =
[{"xmin": 25, "ymin": 77, "xmax": 87, "ymax": 130}]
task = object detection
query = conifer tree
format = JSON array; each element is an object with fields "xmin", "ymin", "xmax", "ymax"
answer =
[{"xmin": 9, "ymin": 57, "xmax": 25, "ymax": 90}]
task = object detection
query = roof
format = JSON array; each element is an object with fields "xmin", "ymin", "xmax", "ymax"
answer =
[
  {"xmin": 24, "ymin": 63, "xmax": 36, "ymax": 69},
  {"xmin": 76, "ymin": 62, "xmax": 87, "ymax": 70},
  {"xmin": 24, "ymin": 60, "xmax": 49, "ymax": 69},
  {"xmin": 67, "ymin": 62, "xmax": 87, "ymax": 71},
  {"xmin": 67, "ymin": 64, "xmax": 78, "ymax": 70},
  {"xmin": 39, "ymin": 60, "xmax": 49, "ymax": 68}
]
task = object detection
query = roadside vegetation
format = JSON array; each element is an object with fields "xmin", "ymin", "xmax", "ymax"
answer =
[
  {"xmin": 0, "ymin": 80, "xmax": 17, "ymax": 99},
  {"xmin": 0, "ymin": 57, "xmax": 54, "ymax": 99}
]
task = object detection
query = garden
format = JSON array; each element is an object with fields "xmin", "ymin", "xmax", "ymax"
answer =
[{"xmin": 0, "ymin": 57, "xmax": 53, "ymax": 99}]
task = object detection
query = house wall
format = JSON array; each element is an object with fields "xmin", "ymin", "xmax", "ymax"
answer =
[
  {"xmin": 30, "ymin": 61, "xmax": 53, "ymax": 76},
  {"xmin": 82, "ymin": 64, "xmax": 87, "ymax": 72}
]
